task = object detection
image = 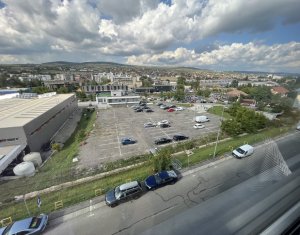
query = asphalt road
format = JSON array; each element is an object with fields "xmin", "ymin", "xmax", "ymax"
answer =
[{"xmin": 45, "ymin": 131, "xmax": 300, "ymax": 235}]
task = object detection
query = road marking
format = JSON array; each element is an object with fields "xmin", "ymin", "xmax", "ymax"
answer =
[{"xmin": 114, "ymin": 109, "xmax": 122, "ymax": 157}]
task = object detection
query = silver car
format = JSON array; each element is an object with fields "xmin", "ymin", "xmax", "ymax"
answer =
[{"xmin": 0, "ymin": 214, "xmax": 48, "ymax": 235}]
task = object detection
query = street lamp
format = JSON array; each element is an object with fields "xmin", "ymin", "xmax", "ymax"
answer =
[{"xmin": 213, "ymin": 102, "xmax": 226, "ymax": 158}]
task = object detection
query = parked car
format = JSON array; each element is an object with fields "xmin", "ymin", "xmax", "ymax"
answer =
[
  {"xmin": 160, "ymin": 123, "xmax": 170, "ymax": 128},
  {"xmin": 160, "ymin": 105, "xmax": 169, "ymax": 110},
  {"xmin": 144, "ymin": 170, "xmax": 178, "ymax": 190},
  {"xmin": 173, "ymin": 134, "xmax": 189, "ymax": 141},
  {"xmin": 157, "ymin": 120, "xmax": 170, "ymax": 125},
  {"xmin": 144, "ymin": 122, "xmax": 156, "ymax": 128},
  {"xmin": 0, "ymin": 214, "xmax": 48, "ymax": 235},
  {"xmin": 121, "ymin": 137, "xmax": 136, "ymax": 145},
  {"xmin": 297, "ymin": 124, "xmax": 300, "ymax": 130},
  {"xmin": 195, "ymin": 115, "xmax": 210, "ymax": 123},
  {"xmin": 194, "ymin": 124, "xmax": 205, "ymax": 129},
  {"xmin": 105, "ymin": 181, "xmax": 143, "ymax": 207},
  {"xmin": 145, "ymin": 109, "xmax": 154, "ymax": 113},
  {"xmin": 157, "ymin": 102, "xmax": 164, "ymax": 106},
  {"xmin": 154, "ymin": 137, "xmax": 172, "ymax": 145},
  {"xmin": 135, "ymin": 108, "xmax": 143, "ymax": 112},
  {"xmin": 142, "ymin": 106, "xmax": 150, "ymax": 109},
  {"xmin": 232, "ymin": 144, "xmax": 254, "ymax": 158},
  {"xmin": 167, "ymin": 108, "xmax": 175, "ymax": 112},
  {"xmin": 175, "ymin": 107, "xmax": 184, "ymax": 111},
  {"xmin": 169, "ymin": 105, "xmax": 176, "ymax": 108}
]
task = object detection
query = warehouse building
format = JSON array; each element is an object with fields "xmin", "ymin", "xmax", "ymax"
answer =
[{"xmin": 0, "ymin": 93, "xmax": 77, "ymax": 174}]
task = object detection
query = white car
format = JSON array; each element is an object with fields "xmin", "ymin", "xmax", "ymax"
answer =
[
  {"xmin": 157, "ymin": 120, "xmax": 170, "ymax": 125},
  {"xmin": 297, "ymin": 124, "xmax": 300, "ymax": 131},
  {"xmin": 175, "ymin": 107, "xmax": 184, "ymax": 111},
  {"xmin": 194, "ymin": 124, "xmax": 205, "ymax": 129},
  {"xmin": 144, "ymin": 122, "xmax": 157, "ymax": 128}
]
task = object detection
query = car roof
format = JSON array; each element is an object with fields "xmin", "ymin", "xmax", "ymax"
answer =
[
  {"xmin": 239, "ymin": 144, "xmax": 253, "ymax": 150},
  {"xmin": 158, "ymin": 171, "xmax": 170, "ymax": 179},
  {"xmin": 9, "ymin": 217, "xmax": 32, "ymax": 234},
  {"xmin": 119, "ymin": 181, "xmax": 139, "ymax": 191}
]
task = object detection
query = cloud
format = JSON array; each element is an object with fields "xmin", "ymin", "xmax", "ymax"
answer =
[
  {"xmin": 127, "ymin": 42, "xmax": 300, "ymax": 72},
  {"xmin": 0, "ymin": 0, "xmax": 299, "ymax": 69}
]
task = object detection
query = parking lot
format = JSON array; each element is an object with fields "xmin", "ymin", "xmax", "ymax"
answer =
[{"xmin": 78, "ymin": 104, "xmax": 221, "ymax": 169}]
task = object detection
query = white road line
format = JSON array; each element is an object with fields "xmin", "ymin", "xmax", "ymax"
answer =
[{"xmin": 114, "ymin": 109, "xmax": 122, "ymax": 157}]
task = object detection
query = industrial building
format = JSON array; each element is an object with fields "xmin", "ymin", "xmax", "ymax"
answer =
[
  {"xmin": 0, "ymin": 93, "xmax": 77, "ymax": 174},
  {"xmin": 96, "ymin": 90, "xmax": 140, "ymax": 106}
]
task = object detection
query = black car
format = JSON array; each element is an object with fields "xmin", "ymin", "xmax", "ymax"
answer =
[
  {"xmin": 105, "ymin": 181, "xmax": 143, "ymax": 207},
  {"xmin": 154, "ymin": 137, "xmax": 172, "ymax": 145},
  {"xmin": 173, "ymin": 134, "xmax": 189, "ymax": 141},
  {"xmin": 144, "ymin": 170, "xmax": 178, "ymax": 190},
  {"xmin": 169, "ymin": 105, "xmax": 176, "ymax": 108},
  {"xmin": 142, "ymin": 106, "xmax": 150, "ymax": 109},
  {"xmin": 135, "ymin": 108, "xmax": 143, "ymax": 112},
  {"xmin": 145, "ymin": 109, "xmax": 154, "ymax": 112},
  {"xmin": 160, "ymin": 123, "xmax": 170, "ymax": 128}
]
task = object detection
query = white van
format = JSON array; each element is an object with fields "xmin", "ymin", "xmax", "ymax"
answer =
[
  {"xmin": 195, "ymin": 116, "xmax": 210, "ymax": 123},
  {"xmin": 232, "ymin": 144, "xmax": 254, "ymax": 158}
]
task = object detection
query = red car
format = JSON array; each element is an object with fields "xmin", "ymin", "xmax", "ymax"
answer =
[{"xmin": 167, "ymin": 108, "xmax": 175, "ymax": 112}]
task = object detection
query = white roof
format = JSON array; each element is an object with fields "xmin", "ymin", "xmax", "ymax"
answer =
[{"xmin": 0, "ymin": 94, "xmax": 74, "ymax": 128}]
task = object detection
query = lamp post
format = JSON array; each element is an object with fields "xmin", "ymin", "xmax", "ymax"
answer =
[{"xmin": 213, "ymin": 103, "xmax": 226, "ymax": 158}]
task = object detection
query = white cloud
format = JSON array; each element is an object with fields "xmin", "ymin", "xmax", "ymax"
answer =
[
  {"xmin": 127, "ymin": 42, "xmax": 300, "ymax": 72},
  {"xmin": 0, "ymin": 0, "xmax": 299, "ymax": 71}
]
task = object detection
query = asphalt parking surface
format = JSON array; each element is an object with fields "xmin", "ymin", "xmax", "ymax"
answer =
[{"xmin": 78, "ymin": 104, "xmax": 221, "ymax": 169}]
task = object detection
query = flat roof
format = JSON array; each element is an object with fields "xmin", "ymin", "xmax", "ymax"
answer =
[{"xmin": 0, "ymin": 94, "xmax": 75, "ymax": 128}]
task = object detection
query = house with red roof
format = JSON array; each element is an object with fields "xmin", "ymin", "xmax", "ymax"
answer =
[{"xmin": 271, "ymin": 86, "xmax": 289, "ymax": 97}]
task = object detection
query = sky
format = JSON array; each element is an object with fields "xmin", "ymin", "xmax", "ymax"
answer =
[{"xmin": 0, "ymin": 0, "xmax": 300, "ymax": 72}]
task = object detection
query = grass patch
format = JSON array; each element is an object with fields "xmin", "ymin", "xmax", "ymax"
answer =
[
  {"xmin": 207, "ymin": 106, "xmax": 232, "ymax": 119},
  {"xmin": 176, "ymin": 103, "xmax": 193, "ymax": 107}
]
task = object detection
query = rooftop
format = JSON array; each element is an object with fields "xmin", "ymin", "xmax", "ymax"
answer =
[{"xmin": 0, "ymin": 94, "xmax": 75, "ymax": 128}]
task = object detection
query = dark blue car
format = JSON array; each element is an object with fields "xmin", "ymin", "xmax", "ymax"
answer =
[
  {"xmin": 145, "ymin": 170, "xmax": 178, "ymax": 190},
  {"xmin": 121, "ymin": 137, "xmax": 136, "ymax": 145}
]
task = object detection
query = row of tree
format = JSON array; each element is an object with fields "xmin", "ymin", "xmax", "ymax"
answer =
[{"xmin": 221, "ymin": 103, "xmax": 268, "ymax": 136}]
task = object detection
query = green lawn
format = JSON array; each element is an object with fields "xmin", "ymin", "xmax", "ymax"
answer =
[{"xmin": 207, "ymin": 106, "xmax": 232, "ymax": 119}]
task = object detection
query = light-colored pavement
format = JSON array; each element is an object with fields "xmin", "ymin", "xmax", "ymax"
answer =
[
  {"xmin": 44, "ymin": 131, "xmax": 300, "ymax": 235},
  {"xmin": 77, "ymin": 105, "xmax": 221, "ymax": 169}
]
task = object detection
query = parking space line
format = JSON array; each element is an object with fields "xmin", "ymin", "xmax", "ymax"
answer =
[{"xmin": 114, "ymin": 109, "xmax": 122, "ymax": 157}]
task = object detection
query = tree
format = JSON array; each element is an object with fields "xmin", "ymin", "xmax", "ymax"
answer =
[
  {"xmin": 57, "ymin": 86, "xmax": 69, "ymax": 94},
  {"xmin": 197, "ymin": 89, "xmax": 211, "ymax": 98},
  {"xmin": 230, "ymin": 80, "xmax": 239, "ymax": 88},
  {"xmin": 151, "ymin": 148, "xmax": 172, "ymax": 172},
  {"xmin": 32, "ymin": 86, "xmax": 51, "ymax": 94}
]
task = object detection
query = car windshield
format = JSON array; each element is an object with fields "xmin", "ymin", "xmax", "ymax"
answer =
[
  {"xmin": 115, "ymin": 186, "xmax": 121, "ymax": 199},
  {"xmin": 3, "ymin": 224, "xmax": 13, "ymax": 235},
  {"xmin": 236, "ymin": 148, "xmax": 245, "ymax": 154},
  {"xmin": 29, "ymin": 217, "xmax": 41, "ymax": 229},
  {"xmin": 154, "ymin": 174, "xmax": 162, "ymax": 184}
]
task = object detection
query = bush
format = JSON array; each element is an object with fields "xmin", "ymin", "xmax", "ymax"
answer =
[
  {"xmin": 150, "ymin": 148, "xmax": 172, "ymax": 172},
  {"xmin": 51, "ymin": 143, "xmax": 61, "ymax": 152}
]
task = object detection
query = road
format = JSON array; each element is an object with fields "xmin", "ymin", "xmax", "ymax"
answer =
[{"xmin": 44, "ymin": 131, "xmax": 300, "ymax": 235}]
